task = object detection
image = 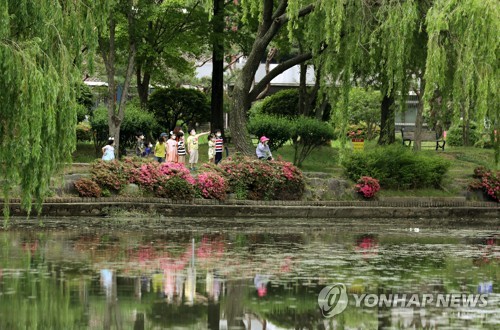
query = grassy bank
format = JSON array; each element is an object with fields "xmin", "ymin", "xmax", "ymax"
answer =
[{"xmin": 73, "ymin": 140, "xmax": 497, "ymax": 197}]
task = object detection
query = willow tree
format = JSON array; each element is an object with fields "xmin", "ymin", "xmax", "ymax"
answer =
[
  {"xmin": 215, "ymin": 0, "xmax": 497, "ymax": 159},
  {"xmin": 226, "ymin": 0, "xmax": 424, "ymax": 153},
  {"xmin": 424, "ymin": 0, "xmax": 499, "ymax": 165},
  {"xmin": 0, "ymin": 0, "xmax": 106, "ymax": 218},
  {"xmin": 225, "ymin": 0, "xmax": 315, "ymax": 154}
]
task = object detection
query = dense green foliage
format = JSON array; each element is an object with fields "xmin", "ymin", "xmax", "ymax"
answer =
[
  {"xmin": 91, "ymin": 105, "xmax": 159, "ymax": 154},
  {"xmin": 341, "ymin": 88, "xmax": 381, "ymax": 140},
  {"xmin": 148, "ymin": 88, "xmax": 210, "ymax": 131},
  {"xmin": 76, "ymin": 83, "xmax": 94, "ymax": 122},
  {"xmin": 424, "ymin": 0, "xmax": 499, "ymax": 163},
  {"xmin": 0, "ymin": 0, "xmax": 106, "ymax": 216},
  {"xmin": 248, "ymin": 114, "xmax": 335, "ymax": 166},
  {"xmin": 260, "ymin": 89, "xmax": 300, "ymax": 117},
  {"xmin": 247, "ymin": 114, "xmax": 293, "ymax": 151},
  {"xmin": 446, "ymin": 124, "xmax": 481, "ymax": 147},
  {"xmin": 342, "ymin": 145, "xmax": 451, "ymax": 189},
  {"xmin": 292, "ymin": 117, "xmax": 335, "ymax": 167}
]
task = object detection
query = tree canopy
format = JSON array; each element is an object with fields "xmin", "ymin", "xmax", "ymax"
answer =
[
  {"xmin": 148, "ymin": 87, "xmax": 210, "ymax": 132},
  {"xmin": 0, "ymin": 0, "xmax": 106, "ymax": 217},
  {"xmin": 228, "ymin": 0, "xmax": 498, "ymax": 164}
]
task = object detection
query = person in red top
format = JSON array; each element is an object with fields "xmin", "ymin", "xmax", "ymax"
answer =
[{"xmin": 214, "ymin": 129, "xmax": 224, "ymax": 165}]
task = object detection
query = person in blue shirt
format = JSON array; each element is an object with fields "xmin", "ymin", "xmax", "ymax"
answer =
[{"xmin": 256, "ymin": 136, "xmax": 273, "ymax": 160}]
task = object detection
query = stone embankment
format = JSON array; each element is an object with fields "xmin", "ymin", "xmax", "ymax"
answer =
[{"xmin": 3, "ymin": 197, "xmax": 498, "ymax": 221}]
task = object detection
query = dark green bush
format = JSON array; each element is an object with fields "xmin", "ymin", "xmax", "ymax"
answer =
[
  {"xmin": 292, "ymin": 117, "xmax": 335, "ymax": 166},
  {"xmin": 76, "ymin": 121, "xmax": 92, "ymax": 142},
  {"xmin": 446, "ymin": 123, "xmax": 481, "ymax": 147},
  {"xmin": 261, "ymin": 89, "xmax": 300, "ymax": 117},
  {"xmin": 156, "ymin": 176, "xmax": 195, "ymax": 200},
  {"xmin": 91, "ymin": 104, "xmax": 159, "ymax": 152},
  {"xmin": 342, "ymin": 145, "xmax": 451, "ymax": 189},
  {"xmin": 247, "ymin": 114, "xmax": 293, "ymax": 151}
]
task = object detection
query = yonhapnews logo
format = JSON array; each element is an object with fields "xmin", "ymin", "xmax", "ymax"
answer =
[
  {"xmin": 318, "ymin": 283, "xmax": 489, "ymax": 318},
  {"xmin": 317, "ymin": 283, "xmax": 349, "ymax": 317}
]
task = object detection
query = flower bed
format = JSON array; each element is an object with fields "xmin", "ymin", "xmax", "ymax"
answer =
[
  {"xmin": 82, "ymin": 157, "xmax": 305, "ymax": 201},
  {"xmin": 468, "ymin": 166, "xmax": 499, "ymax": 202},
  {"xmin": 203, "ymin": 156, "xmax": 305, "ymax": 200}
]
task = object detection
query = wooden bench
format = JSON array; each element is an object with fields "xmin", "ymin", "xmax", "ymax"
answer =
[{"xmin": 401, "ymin": 127, "xmax": 446, "ymax": 150}]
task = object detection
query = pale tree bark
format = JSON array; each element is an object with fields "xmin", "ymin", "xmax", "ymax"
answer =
[
  {"xmin": 413, "ymin": 76, "xmax": 425, "ymax": 151},
  {"xmin": 98, "ymin": 1, "xmax": 137, "ymax": 157},
  {"xmin": 230, "ymin": 0, "xmax": 315, "ymax": 154},
  {"xmin": 255, "ymin": 47, "xmax": 277, "ymax": 100}
]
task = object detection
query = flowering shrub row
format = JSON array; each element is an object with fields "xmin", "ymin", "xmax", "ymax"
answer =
[
  {"xmin": 83, "ymin": 157, "xmax": 305, "ymax": 201},
  {"xmin": 74, "ymin": 178, "xmax": 102, "ymax": 198},
  {"xmin": 203, "ymin": 156, "xmax": 305, "ymax": 200},
  {"xmin": 354, "ymin": 176, "xmax": 380, "ymax": 199},
  {"xmin": 468, "ymin": 166, "xmax": 499, "ymax": 202}
]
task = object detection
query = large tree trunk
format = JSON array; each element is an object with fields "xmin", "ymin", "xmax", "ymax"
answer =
[
  {"xmin": 137, "ymin": 63, "xmax": 151, "ymax": 108},
  {"xmin": 299, "ymin": 62, "xmax": 309, "ymax": 116},
  {"xmin": 378, "ymin": 93, "xmax": 396, "ymax": 145},
  {"xmin": 210, "ymin": 0, "xmax": 225, "ymax": 134},
  {"xmin": 99, "ymin": 1, "xmax": 137, "ymax": 157},
  {"xmin": 230, "ymin": 84, "xmax": 253, "ymax": 154},
  {"xmin": 229, "ymin": 0, "xmax": 315, "ymax": 154},
  {"xmin": 413, "ymin": 78, "xmax": 425, "ymax": 151}
]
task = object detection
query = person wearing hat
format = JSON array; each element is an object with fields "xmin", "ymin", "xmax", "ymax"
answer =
[{"xmin": 256, "ymin": 136, "xmax": 273, "ymax": 160}]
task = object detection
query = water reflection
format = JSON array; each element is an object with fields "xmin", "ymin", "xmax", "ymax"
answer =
[{"xmin": 0, "ymin": 219, "xmax": 498, "ymax": 329}]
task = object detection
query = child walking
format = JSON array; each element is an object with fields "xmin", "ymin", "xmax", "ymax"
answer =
[
  {"xmin": 208, "ymin": 133, "xmax": 216, "ymax": 163},
  {"xmin": 166, "ymin": 132, "xmax": 178, "ymax": 163},
  {"xmin": 102, "ymin": 138, "xmax": 115, "ymax": 161},
  {"xmin": 214, "ymin": 129, "xmax": 224, "ymax": 165},
  {"xmin": 154, "ymin": 134, "xmax": 167, "ymax": 163},
  {"xmin": 177, "ymin": 132, "xmax": 186, "ymax": 165},
  {"xmin": 187, "ymin": 128, "xmax": 209, "ymax": 170}
]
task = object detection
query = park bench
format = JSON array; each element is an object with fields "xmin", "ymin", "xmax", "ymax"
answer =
[{"xmin": 401, "ymin": 127, "xmax": 446, "ymax": 150}]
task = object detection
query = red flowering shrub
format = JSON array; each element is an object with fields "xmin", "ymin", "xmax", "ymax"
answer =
[
  {"xmin": 354, "ymin": 176, "xmax": 380, "ymax": 199},
  {"xmin": 74, "ymin": 178, "xmax": 102, "ymax": 197},
  {"xmin": 90, "ymin": 158, "xmax": 196, "ymax": 198},
  {"xmin": 206, "ymin": 155, "xmax": 305, "ymax": 200},
  {"xmin": 91, "ymin": 160, "xmax": 129, "ymax": 191},
  {"xmin": 132, "ymin": 162, "xmax": 195, "ymax": 198},
  {"xmin": 469, "ymin": 167, "xmax": 499, "ymax": 202},
  {"xmin": 197, "ymin": 172, "xmax": 227, "ymax": 200}
]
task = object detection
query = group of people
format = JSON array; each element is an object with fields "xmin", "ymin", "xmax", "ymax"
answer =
[
  {"xmin": 152, "ymin": 128, "xmax": 225, "ymax": 170},
  {"xmin": 102, "ymin": 128, "xmax": 274, "ymax": 167}
]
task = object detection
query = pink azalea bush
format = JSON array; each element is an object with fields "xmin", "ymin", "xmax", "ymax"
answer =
[
  {"xmin": 91, "ymin": 160, "xmax": 129, "ymax": 191},
  {"xmin": 354, "ymin": 176, "xmax": 381, "ymax": 199},
  {"xmin": 204, "ymin": 155, "xmax": 305, "ymax": 200},
  {"xmin": 197, "ymin": 172, "xmax": 228, "ymax": 200},
  {"xmin": 87, "ymin": 156, "xmax": 305, "ymax": 201},
  {"xmin": 90, "ymin": 158, "xmax": 196, "ymax": 199},
  {"xmin": 468, "ymin": 167, "xmax": 499, "ymax": 202}
]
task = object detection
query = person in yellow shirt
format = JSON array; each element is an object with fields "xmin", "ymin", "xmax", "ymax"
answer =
[
  {"xmin": 154, "ymin": 133, "xmax": 167, "ymax": 163},
  {"xmin": 186, "ymin": 128, "xmax": 209, "ymax": 171}
]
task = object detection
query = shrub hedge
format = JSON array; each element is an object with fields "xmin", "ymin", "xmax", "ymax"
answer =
[{"xmin": 342, "ymin": 145, "xmax": 451, "ymax": 189}]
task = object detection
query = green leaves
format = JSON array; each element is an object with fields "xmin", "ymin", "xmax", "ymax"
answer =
[{"xmin": 1, "ymin": 0, "xmax": 106, "ymax": 218}]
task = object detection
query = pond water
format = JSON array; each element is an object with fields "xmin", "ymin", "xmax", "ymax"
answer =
[{"xmin": 0, "ymin": 217, "xmax": 498, "ymax": 329}]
